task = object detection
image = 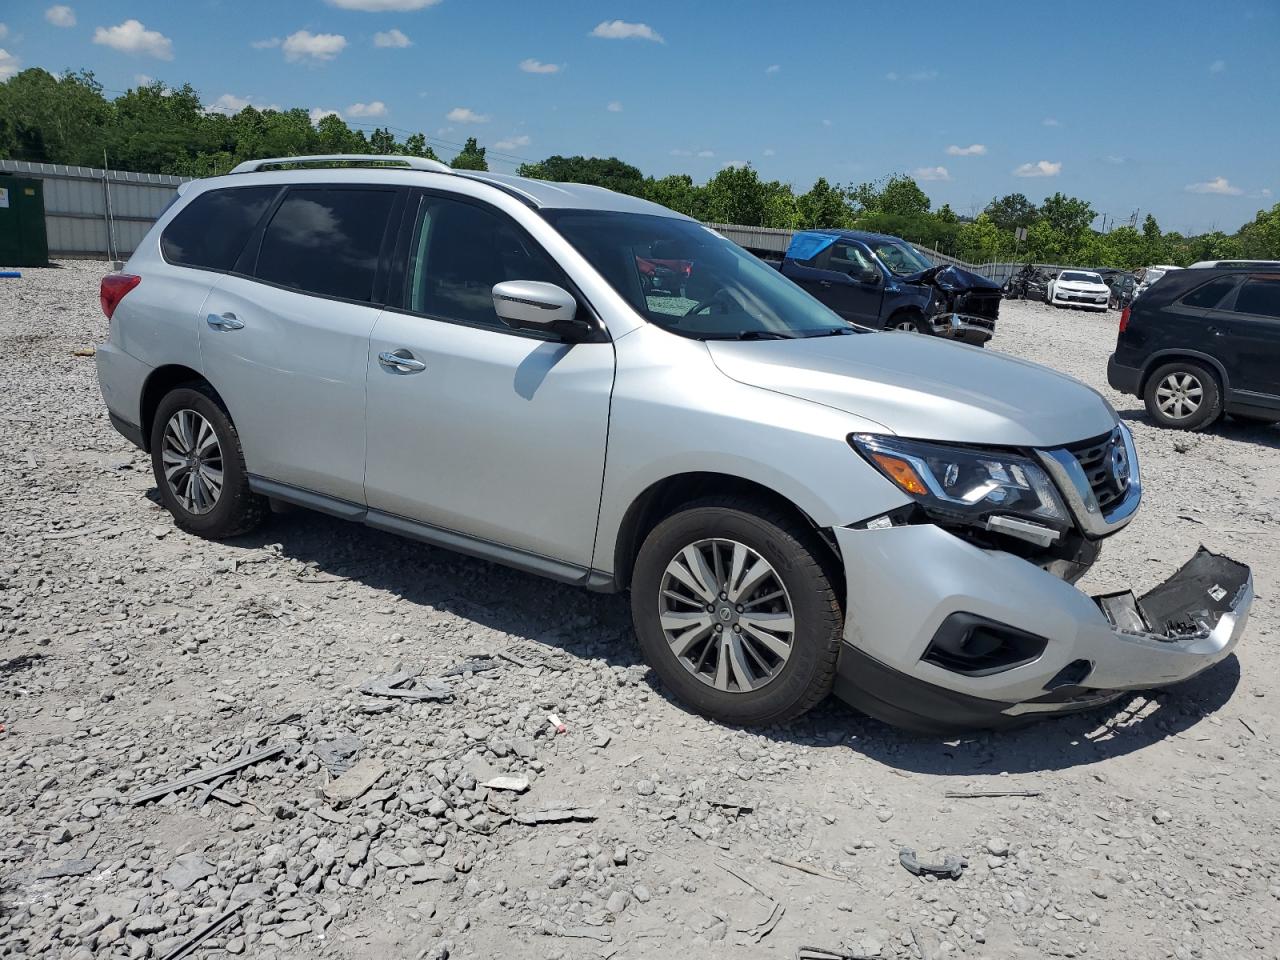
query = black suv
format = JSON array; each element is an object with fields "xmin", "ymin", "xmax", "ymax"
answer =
[{"xmin": 1107, "ymin": 267, "xmax": 1280, "ymax": 430}]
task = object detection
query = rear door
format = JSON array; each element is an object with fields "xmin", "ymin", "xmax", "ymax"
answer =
[
  {"xmin": 199, "ymin": 184, "xmax": 403, "ymax": 503},
  {"xmin": 1213, "ymin": 274, "xmax": 1280, "ymax": 397},
  {"xmin": 363, "ymin": 190, "xmax": 614, "ymax": 569}
]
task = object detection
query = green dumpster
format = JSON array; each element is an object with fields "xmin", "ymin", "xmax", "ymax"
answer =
[{"xmin": 0, "ymin": 176, "xmax": 50, "ymax": 267}]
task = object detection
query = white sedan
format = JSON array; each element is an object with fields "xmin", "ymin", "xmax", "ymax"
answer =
[{"xmin": 1047, "ymin": 270, "xmax": 1111, "ymax": 311}]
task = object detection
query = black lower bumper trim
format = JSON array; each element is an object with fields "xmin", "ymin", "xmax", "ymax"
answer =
[
  {"xmin": 833, "ymin": 644, "xmax": 1023, "ymax": 734},
  {"xmin": 109, "ymin": 412, "xmax": 146, "ymax": 451},
  {"xmin": 1107, "ymin": 355, "xmax": 1141, "ymax": 396}
]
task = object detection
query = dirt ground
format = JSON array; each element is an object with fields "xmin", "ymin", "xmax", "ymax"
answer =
[{"xmin": 2, "ymin": 261, "xmax": 1278, "ymax": 960}]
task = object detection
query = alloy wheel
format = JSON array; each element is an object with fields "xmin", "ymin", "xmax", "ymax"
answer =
[
  {"xmin": 161, "ymin": 409, "xmax": 224, "ymax": 515},
  {"xmin": 1155, "ymin": 372, "xmax": 1203, "ymax": 420},
  {"xmin": 892, "ymin": 320, "xmax": 917, "ymax": 332},
  {"xmin": 658, "ymin": 538, "xmax": 794, "ymax": 694}
]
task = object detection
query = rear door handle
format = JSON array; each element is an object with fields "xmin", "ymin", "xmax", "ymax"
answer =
[
  {"xmin": 206, "ymin": 312, "xmax": 244, "ymax": 331},
  {"xmin": 378, "ymin": 349, "xmax": 426, "ymax": 373}
]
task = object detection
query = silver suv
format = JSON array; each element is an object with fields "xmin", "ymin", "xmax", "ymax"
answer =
[{"xmin": 95, "ymin": 155, "xmax": 1253, "ymax": 732}]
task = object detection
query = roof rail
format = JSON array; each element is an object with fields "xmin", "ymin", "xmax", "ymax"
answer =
[{"xmin": 229, "ymin": 154, "xmax": 452, "ymax": 175}]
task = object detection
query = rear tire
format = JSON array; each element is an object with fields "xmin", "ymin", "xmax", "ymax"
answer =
[
  {"xmin": 150, "ymin": 384, "xmax": 268, "ymax": 538},
  {"xmin": 630, "ymin": 497, "xmax": 843, "ymax": 726},
  {"xmin": 1143, "ymin": 361, "xmax": 1222, "ymax": 431}
]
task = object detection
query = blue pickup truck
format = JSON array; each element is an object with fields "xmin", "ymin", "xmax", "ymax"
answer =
[{"xmin": 766, "ymin": 229, "xmax": 1000, "ymax": 346}]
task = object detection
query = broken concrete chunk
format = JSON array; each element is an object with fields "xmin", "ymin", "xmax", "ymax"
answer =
[
  {"xmin": 514, "ymin": 807, "xmax": 597, "ymax": 825},
  {"xmin": 312, "ymin": 735, "xmax": 362, "ymax": 775},
  {"xmin": 481, "ymin": 775, "xmax": 530, "ymax": 794},
  {"xmin": 323, "ymin": 759, "xmax": 386, "ymax": 805},
  {"xmin": 35, "ymin": 858, "xmax": 96, "ymax": 880},
  {"xmin": 162, "ymin": 852, "xmax": 215, "ymax": 892}
]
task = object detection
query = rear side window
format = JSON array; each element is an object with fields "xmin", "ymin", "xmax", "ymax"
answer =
[
  {"xmin": 160, "ymin": 186, "xmax": 278, "ymax": 271},
  {"xmin": 1233, "ymin": 277, "xmax": 1280, "ymax": 318},
  {"xmin": 255, "ymin": 188, "xmax": 396, "ymax": 302},
  {"xmin": 1180, "ymin": 276, "xmax": 1237, "ymax": 309}
]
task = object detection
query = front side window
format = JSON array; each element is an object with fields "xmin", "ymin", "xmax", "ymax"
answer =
[
  {"xmin": 1180, "ymin": 276, "xmax": 1237, "ymax": 309},
  {"xmin": 1232, "ymin": 277, "xmax": 1280, "ymax": 318},
  {"xmin": 829, "ymin": 242, "xmax": 877, "ymax": 277},
  {"xmin": 254, "ymin": 187, "xmax": 396, "ymax": 302},
  {"xmin": 867, "ymin": 240, "xmax": 932, "ymax": 277},
  {"xmin": 161, "ymin": 185, "xmax": 278, "ymax": 271},
  {"xmin": 404, "ymin": 195, "xmax": 567, "ymax": 329},
  {"xmin": 543, "ymin": 210, "xmax": 852, "ymax": 339}
]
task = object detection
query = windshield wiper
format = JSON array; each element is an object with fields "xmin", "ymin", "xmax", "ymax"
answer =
[
  {"xmin": 803, "ymin": 327, "xmax": 855, "ymax": 338},
  {"xmin": 703, "ymin": 330, "xmax": 794, "ymax": 341}
]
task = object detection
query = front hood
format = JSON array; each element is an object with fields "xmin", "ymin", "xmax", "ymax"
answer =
[
  {"xmin": 903, "ymin": 264, "xmax": 1001, "ymax": 293},
  {"xmin": 707, "ymin": 333, "xmax": 1116, "ymax": 448}
]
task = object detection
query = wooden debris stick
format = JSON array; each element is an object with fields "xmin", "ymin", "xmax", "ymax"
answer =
[
  {"xmin": 768, "ymin": 854, "xmax": 849, "ymax": 883},
  {"xmin": 944, "ymin": 790, "xmax": 1041, "ymax": 799},
  {"xmin": 158, "ymin": 899, "xmax": 249, "ymax": 960}
]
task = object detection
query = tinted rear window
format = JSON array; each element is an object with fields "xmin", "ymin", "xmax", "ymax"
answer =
[
  {"xmin": 254, "ymin": 187, "xmax": 397, "ymax": 302},
  {"xmin": 160, "ymin": 186, "xmax": 279, "ymax": 271},
  {"xmin": 1233, "ymin": 278, "xmax": 1280, "ymax": 318},
  {"xmin": 1180, "ymin": 276, "xmax": 1237, "ymax": 309}
]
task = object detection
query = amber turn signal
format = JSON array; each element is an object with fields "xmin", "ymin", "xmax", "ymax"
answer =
[{"xmin": 870, "ymin": 452, "xmax": 929, "ymax": 495}]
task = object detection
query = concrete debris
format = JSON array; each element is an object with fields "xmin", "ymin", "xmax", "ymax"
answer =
[
  {"xmin": 161, "ymin": 852, "xmax": 215, "ymax": 891},
  {"xmin": 322, "ymin": 758, "xmax": 387, "ymax": 804},
  {"xmin": 127, "ymin": 743, "xmax": 285, "ymax": 804},
  {"xmin": 481, "ymin": 775, "xmax": 530, "ymax": 793},
  {"xmin": 359, "ymin": 666, "xmax": 452, "ymax": 702},
  {"xmin": 513, "ymin": 807, "xmax": 597, "ymax": 825},
  {"xmin": 34, "ymin": 858, "xmax": 97, "ymax": 880},
  {"xmin": 312, "ymin": 734, "xmax": 363, "ymax": 775}
]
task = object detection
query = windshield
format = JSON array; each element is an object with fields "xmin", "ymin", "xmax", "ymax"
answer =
[
  {"xmin": 542, "ymin": 210, "xmax": 854, "ymax": 339},
  {"xmin": 867, "ymin": 239, "xmax": 933, "ymax": 276},
  {"xmin": 1061, "ymin": 271, "xmax": 1102, "ymax": 283}
]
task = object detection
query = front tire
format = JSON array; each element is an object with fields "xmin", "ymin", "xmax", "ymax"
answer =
[
  {"xmin": 150, "ymin": 384, "xmax": 268, "ymax": 538},
  {"xmin": 630, "ymin": 497, "xmax": 843, "ymax": 726},
  {"xmin": 1143, "ymin": 361, "xmax": 1222, "ymax": 431}
]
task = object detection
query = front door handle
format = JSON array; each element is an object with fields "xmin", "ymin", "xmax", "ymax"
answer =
[
  {"xmin": 206, "ymin": 312, "xmax": 244, "ymax": 331},
  {"xmin": 818, "ymin": 280, "xmax": 832, "ymax": 288},
  {"xmin": 378, "ymin": 349, "xmax": 427, "ymax": 373}
]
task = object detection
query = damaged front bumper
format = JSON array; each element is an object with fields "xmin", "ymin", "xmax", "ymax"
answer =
[
  {"xmin": 929, "ymin": 312, "xmax": 995, "ymax": 345},
  {"xmin": 831, "ymin": 524, "xmax": 1252, "ymax": 733}
]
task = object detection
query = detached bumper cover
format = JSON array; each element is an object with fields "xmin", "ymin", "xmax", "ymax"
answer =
[
  {"xmin": 929, "ymin": 312, "xmax": 994, "ymax": 344},
  {"xmin": 832, "ymin": 524, "xmax": 1252, "ymax": 732}
]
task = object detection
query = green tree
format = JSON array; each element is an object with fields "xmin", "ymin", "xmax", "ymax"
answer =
[
  {"xmin": 1141, "ymin": 213, "xmax": 1166, "ymax": 265},
  {"xmin": 701, "ymin": 165, "xmax": 776, "ymax": 226},
  {"xmin": 106, "ymin": 82, "xmax": 215, "ymax": 173},
  {"xmin": 449, "ymin": 136, "xmax": 488, "ymax": 171},
  {"xmin": 850, "ymin": 174, "xmax": 930, "ymax": 217},
  {"xmin": 795, "ymin": 177, "xmax": 853, "ymax": 229},
  {"xmin": 403, "ymin": 133, "xmax": 439, "ymax": 161},
  {"xmin": 515, "ymin": 155, "xmax": 646, "ymax": 196},
  {"xmin": 984, "ymin": 193, "xmax": 1038, "ymax": 231},
  {"xmin": 1237, "ymin": 203, "xmax": 1280, "ymax": 260},
  {"xmin": 315, "ymin": 113, "xmax": 367, "ymax": 155},
  {"xmin": 369, "ymin": 127, "xmax": 398, "ymax": 154},
  {"xmin": 643, "ymin": 173, "xmax": 703, "ymax": 217},
  {"xmin": 954, "ymin": 213, "xmax": 1012, "ymax": 263},
  {"xmin": 0, "ymin": 68, "xmax": 111, "ymax": 165}
]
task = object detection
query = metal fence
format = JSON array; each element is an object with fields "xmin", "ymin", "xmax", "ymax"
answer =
[{"xmin": 0, "ymin": 159, "xmax": 190, "ymax": 259}]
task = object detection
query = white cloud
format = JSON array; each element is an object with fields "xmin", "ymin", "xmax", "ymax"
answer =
[
  {"xmin": 913, "ymin": 165, "xmax": 951, "ymax": 182},
  {"xmin": 1185, "ymin": 176, "xmax": 1242, "ymax": 195},
  {"xmin": 134, "ymin": 73, "xmax": 154, "ymax": 86},
  {"xmin": 251, "ymin": 37, "xmax": 281, "ymax": 49},
  {"xmin": 1263, "ymin": 188, "xmax": 1274, "ymax": 198},
  {"xmin": 945, "ymin": 143, "xmax": 986, "ymax": 157},
  {"xmin": 447, "ymin": 106, "xmax": 489, "ymax": 123},
  {"xmin": 1042, "ymin": 117, "xmax": 1061, "ymax": 127},
  {"xmin": 92, "ymin": 20, "xmax": 174, "ymax": 60},
  {"xmin": 765, "ymin": 64, "xmax": 780, "ymax": 74},
  {"xmin": 669, "ymin": 148, "xmax": 692, "ymax": 157},
  {"xmin": 283, "ymin": 30, "xmax": 347, "ymax": 63},
  {"xmin": 208, "ymin": 93, "xmax": 251, "ymax": 114},
  {"xmin": 0, "ymin": 49, "xmax": 19, "ymax": 81},
  {"xmin": 606, "ymin": 100, "xmax": 623, "ymax": 113},
  {"xmin": 45, "ymin": 5, "xmax": 76, "ymax": 28},
  {"xmin": 0, "ymin": 24, "xmax": 8, "ymax": 41},
  {"xmin": 1013, "ymin": 160, "xmax": 1062, "ymax": 178},
  {"xmin": 310, "ymin": 107, "xmax": 342, "ymax": 123},
  {"xmin": 1209, "ymin": 59, "xmax": 1226, "ymax": 74},
  {"xmin": 494, "ymin": 134, "xmax": 531, "ymax": 150},
  {"xmin": 1104, "ymin": 154, "xmax": 1127, "ymax": 165},
  {"xmin": 347, "ymin": 100, "xmax": 387, "ymax": 118},
  {"xmin": 326, "ymin": 0, "xmax": 441, "ymax": 9},
  {"xmin": 373, "ymin": 28, "xmax": 412, "ymax": 48},
  {"xmin": 696, "ymin": 149, "xmax": 715, "ymax": 158},
  {"xmin": 763, "ymin": 148, "xmax": 776, "ymax": 157},
  {"xmin": 590, "ymin": 20, "xmax": 663, "ymax": 42},
  {"xmin": 520, "ymin": 58, "xmax": 561, "ymax": 74},
  {"xmin": 821, "ymin": 118, "xmax": 832, "ymax": 127}
]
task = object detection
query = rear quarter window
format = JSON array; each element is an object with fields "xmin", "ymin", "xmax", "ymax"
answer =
[
  {"xmin": 160, "ymin": 186, "xmax": 280, "ymax": 271},
  {"xmin": 1179, "ymin": 276, "xmax": 1238, "ymax": 309},
  {"xmin": 253, "ymin": 187, "xmax": 397, "ymax": 303}
]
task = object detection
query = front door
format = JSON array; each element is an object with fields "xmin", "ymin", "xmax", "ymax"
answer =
[
  {"xmin": 825, "ymin": 240, "xmax": 885, "ymax": 326},
  {"xmin": 363, "ymin": 192, "xmax": 614, "ymax": 569},
  {"xmin": 199, "ymin": 184, "xmax": 402, "ymax": 503}
]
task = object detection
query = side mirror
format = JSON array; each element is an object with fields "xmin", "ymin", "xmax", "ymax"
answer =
[
  {"xmin": 857, "ymin": 266, "xmax": 881, "ymax": 284},
  {"xmin": 492, "ymin": 280, "xmax": 578, "ymax": 334}
]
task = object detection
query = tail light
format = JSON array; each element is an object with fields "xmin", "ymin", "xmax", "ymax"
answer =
[
  {"xmin": 100, "ymin": 273, "xmax": 141, "ymax": 320},
  {"xmin": 1118, "ymin": 305, "xmax": 1131, "ymax": 333}
]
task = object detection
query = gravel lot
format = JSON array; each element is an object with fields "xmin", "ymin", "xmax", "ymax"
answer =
[{"xmin": 2, "ymin": 261, "xmax": 1278, "ymax": 960}]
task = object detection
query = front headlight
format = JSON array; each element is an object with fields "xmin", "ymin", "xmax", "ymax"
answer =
[{"xmin": 850, "ymin": 434, "xmax": 1071, "ymax": 544}]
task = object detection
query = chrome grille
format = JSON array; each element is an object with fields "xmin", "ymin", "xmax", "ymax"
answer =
[{"xmin": 1066, "ymin": 429, "xmax": 1130, "ymax": 512}]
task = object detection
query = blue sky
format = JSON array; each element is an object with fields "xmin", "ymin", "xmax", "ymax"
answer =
[{"xmin": 2, "ymin": 0, "xmax": 1277, "ymax": 233}]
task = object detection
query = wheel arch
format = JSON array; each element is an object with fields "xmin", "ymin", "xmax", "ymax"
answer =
[
  {"xmin": 886, "ymin": 306, "xmax": 927, "ymax": 332},
  {"xmin": 1139, "ymin": 350, "xmax": 1230, "ymax": 398},
  {"xmin": 608, "ymin": 472, "xmax": 839, "ymax": 593},
  {"xmin": 139, "ymin": 364, "xmax": 222, "ymax": 452}
]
